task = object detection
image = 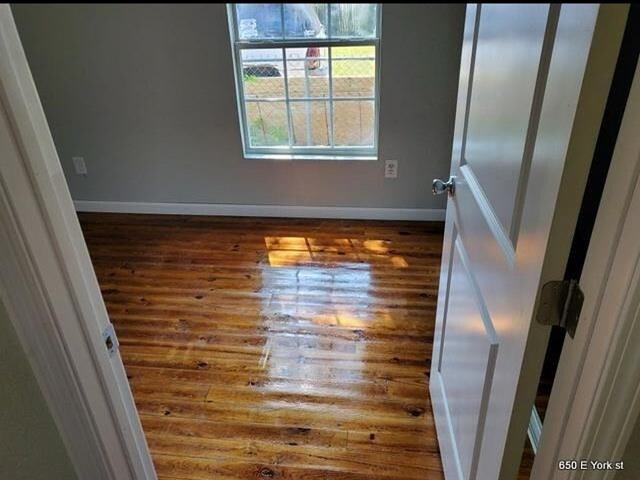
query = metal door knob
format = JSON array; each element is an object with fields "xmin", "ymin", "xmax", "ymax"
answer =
[{"xmin": 432, "ymin": 177, "xmax": 455, "ymax": 196}]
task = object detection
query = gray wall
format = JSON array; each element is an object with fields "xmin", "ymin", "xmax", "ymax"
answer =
[
  {"xmin": 12, "ymin": 4, "xmax": 464, "ymax": 209},
  {"xmin": 0, "ymin": 298, "xmax": 77, "ymax": 480}
]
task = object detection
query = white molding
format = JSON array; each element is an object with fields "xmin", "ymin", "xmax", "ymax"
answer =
[
  {"xmin": 0, "ymin": 183, "xmax": 109, "ymax": 479},
  {"xmin": 532, "ymin": 59, "xmax": 640, "ymax": 479},
  {"xmin": 0, "ymin": 6, "xmax": 155, "ymax": 480},
  {"xmin": 74, "ymin": 200, "xmax": 446, "ymax": 221}
]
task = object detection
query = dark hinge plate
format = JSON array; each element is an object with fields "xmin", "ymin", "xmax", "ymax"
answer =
[{"xmin": 536, "ymin": 279, "xmax": 584, "ymax": 338}]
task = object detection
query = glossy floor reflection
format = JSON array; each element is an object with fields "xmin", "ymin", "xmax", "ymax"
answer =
[{"xmin": 81, "ymin": 214, "xmax": 446, "ymax": 479}]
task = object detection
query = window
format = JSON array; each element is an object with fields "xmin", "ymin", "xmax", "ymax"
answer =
[{"xmin": 227, "ymin": 4, "xmax": 381, "ymax": 159}]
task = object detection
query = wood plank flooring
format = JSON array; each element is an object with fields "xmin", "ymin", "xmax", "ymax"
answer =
[{"xmin": 79, "ymin": 213, "xmax": 533, "ymax": 480}]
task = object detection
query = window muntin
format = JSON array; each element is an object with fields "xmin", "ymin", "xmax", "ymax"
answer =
[{"xmin": 228, "ymin": 4, "xmax": 381, "ymax": 159}]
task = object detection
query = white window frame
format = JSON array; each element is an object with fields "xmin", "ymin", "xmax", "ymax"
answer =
[{"xmin": 226, "ymin": 4, "xmax": 382, "ymax": 160}]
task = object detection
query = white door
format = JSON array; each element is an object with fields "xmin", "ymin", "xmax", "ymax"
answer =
[{"xmin": 430, "ymin": 4, "xmax": 608, "ymax": 480}]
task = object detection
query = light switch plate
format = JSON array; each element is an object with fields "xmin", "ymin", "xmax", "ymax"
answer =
[
  {"xmin": 385, "ymin": 160, "xmax": 398, "ymax": 179},
  {"xmin": 72, "ymin": 156, "xmax": 87, "ymax": 175}
]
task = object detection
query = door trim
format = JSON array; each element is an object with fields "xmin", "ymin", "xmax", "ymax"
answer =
[
  {"xmin": 0, "ymin": 6, "xmax": 155, "ymax": 479},
  {"xmin": 533, "ymin": 57, "xmax": 640, "ymax": 480}
]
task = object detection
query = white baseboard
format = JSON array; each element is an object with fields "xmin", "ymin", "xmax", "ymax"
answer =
[{"xmin": 73, "ymin": 200, "xmax": 446, "ymax": 221}]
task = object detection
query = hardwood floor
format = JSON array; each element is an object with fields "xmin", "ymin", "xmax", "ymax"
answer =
[{"xmin": 80, "ymin": 213, "xmax": 534, "ymax": 479}]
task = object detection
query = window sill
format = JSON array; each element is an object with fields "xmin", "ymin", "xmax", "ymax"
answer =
[{"xmin": 244, "ymin": 153, "xmax": 378, "ymax": 161}]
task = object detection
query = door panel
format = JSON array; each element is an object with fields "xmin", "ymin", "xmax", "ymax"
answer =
[
  {"xmin": 464, "ymin": 5, "xmax": 549, "ymax": 239},
  {"xmin": 431, "ymin": 4, "xmax": 605, "ymax": 480},
  {"xmin": 439, "ymin": 236, "xmax": 498, "ymax": 480}
]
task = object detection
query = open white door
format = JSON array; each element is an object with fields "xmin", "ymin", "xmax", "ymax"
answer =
[{"xmin": 430, "ymin": 4, "xmax": 624, "ymax": 480}]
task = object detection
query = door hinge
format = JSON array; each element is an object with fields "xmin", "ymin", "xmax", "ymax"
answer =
[
  {"xmin": 103, "ymin": 323, "xmax": 119, "ymax": 356},
  {"xmin": 536, "ymin": 279, "xmax": 584, "ymax": 338}
]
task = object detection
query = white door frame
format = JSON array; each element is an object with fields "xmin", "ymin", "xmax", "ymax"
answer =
[
  {"xmin": 533, "ymin": 60, "xmax": 640, "ymax": 479},
  {"xmin": 0, "ymin": 6, "xmax": 156, "ymax": 480},
  {"xmin": 1, "ymin": 3, "xmax": 638, "ymax": 479}
]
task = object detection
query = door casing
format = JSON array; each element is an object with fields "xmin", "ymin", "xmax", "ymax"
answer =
[
  {"xmin": 533, "ymin": 43, "xmax": 640, "ymax": 480},
  {"xmin": 0, "ymin": 6, "xmax": 156, "ymax": 479}
]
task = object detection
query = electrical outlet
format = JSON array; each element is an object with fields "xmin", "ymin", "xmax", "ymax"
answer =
[
  {"xmin": 72, "ymin": 156, "xmax": 87, "ymax": 175},
  {"xmin": 385, "ymin": 160, "xmax": 398, "ymax": 179}
]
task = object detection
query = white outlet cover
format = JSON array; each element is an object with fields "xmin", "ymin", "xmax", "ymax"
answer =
[
  {"xmin": 72, "ymin": 156, "xmax": 87, "ymax": 175},
  {"xmin": 385, "ymin": 160, "xmax": 398, "ymax": 178}
]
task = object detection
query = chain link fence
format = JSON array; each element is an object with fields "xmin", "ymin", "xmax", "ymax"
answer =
[{"xmin": 241, "ymin": 46, "xmax": 376, "ymax": 148}]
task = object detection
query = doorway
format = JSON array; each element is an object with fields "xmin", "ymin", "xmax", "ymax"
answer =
[
  {"xmin": 0, "ymin": 4, "xmax": 636, "ymax": 480},
  {"xmin": 80, "ymin": 214, "xmax": 446, "ymax": 478}
]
